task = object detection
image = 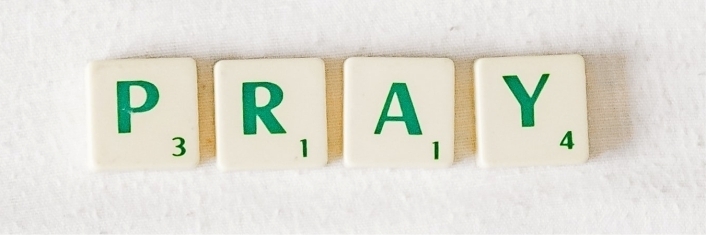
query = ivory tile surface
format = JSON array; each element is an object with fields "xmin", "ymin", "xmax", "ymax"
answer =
[
  {"xmin": 214, "ymin": 58, "xmax": 328, "ymax": 170},
  {"xmin": 87, "ymin": 58, "xmax": 200, "ymax": 171},
  {"xmin": 343, "ymin": 57, "xmax": 455, "ymax": 168},
  {"xmin": 474, "ymin": 54, "xmax": 589, "ymax": 167}
]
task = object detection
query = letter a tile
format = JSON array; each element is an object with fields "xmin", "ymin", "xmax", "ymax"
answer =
[
  {"xmin": 343, "ymin": 57, "xmax": 455, "ymax": 168},
  {"xmin": 214, "ymin": 58, "xmax": 328, "ymax": 170},
  {"xmin": 474, "ymin": 54, "xmax": 589, "ymax": 167},
  {"xmin": 86, "ymin": 58, "xmax": 200, "ymax": 171}
]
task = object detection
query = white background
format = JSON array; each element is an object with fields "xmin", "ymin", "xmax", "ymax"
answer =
[{"xmin": 0, "ymin": 0, "xmax": 704, "ymax": 233}]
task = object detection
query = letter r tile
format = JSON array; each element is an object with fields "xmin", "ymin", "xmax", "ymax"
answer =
[
  {"xmin": 474, "ymin": 54, "xmax": 589, "ymax": 167},
  {"xmin": 86, "ymin": 58, "xmax": 200, "ymax": 171},
  {"xmin": 214, "ymin": 58, "xmax": 328, "ymax": 170},
  {"xmin": 343, "ymin": 57, "xmax": 455, "ymax": 168}
]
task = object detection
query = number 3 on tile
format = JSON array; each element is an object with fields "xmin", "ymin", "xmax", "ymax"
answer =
[
  {"xmin": 172, "ymin": 137, "xmax": 186, "ymax": 157},
  {"xmin": 560, "ymin": 131, "xmax": 574, "ymax": 150}
]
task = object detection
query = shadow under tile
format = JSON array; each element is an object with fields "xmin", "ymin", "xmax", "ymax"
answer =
[
  {"xmin": 195, "ymin": 59, "xmax": 216, "ymax": 163},
  {"xmin": 584, "ymin": 54, "xmax": 633, "ymax": 158},
  {"xmin": 453, "ymin": 58, "xmax": 476, "ymax": 163},
  {"xmin": 323, "ymin": 58, "xmax": 345, "ymax": 163}
]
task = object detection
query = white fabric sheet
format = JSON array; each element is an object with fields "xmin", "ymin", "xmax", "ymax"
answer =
[{"xmin": 0, "ymin": 0, "xmax": 704, "ymax": 233}]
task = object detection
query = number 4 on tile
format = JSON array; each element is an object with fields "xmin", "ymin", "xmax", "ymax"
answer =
[{"xmin": 560, "ymin": 131, "xmax": 574, "ymax": 149}]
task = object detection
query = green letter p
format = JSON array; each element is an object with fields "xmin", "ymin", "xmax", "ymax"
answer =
[{"xmin": 117, "ymin": 81, "xmax": 160, "ymax": 134}]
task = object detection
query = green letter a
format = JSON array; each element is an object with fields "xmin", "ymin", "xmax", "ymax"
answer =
[
  {"xmin": 117, "ymin": 81, "xmax": 160, "ymax": 134},
  {"xmin": 503, "ymin": 74, "xmax": 549, "ymax": 127},
  {"xmin": 242, "ymin": 82, "xmax": 287, "ymax": 135},
  {"xmin": 374, "ymin": 83, "xmax": 422, "ymax": 135}
]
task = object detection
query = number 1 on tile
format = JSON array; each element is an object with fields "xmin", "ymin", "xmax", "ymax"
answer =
[
  {"xmin": 300, "ymin": 139, "xmax": 308, "ymax": 157},
  {"xmin": 433, "ymin": 141, "xmax": 439, "ymax": 160}
]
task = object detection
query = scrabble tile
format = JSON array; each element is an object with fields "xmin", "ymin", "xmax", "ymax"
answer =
[
  {"xmin": 474, "ymin": 54, "xmax": 589, "ymax": 167},
  {"xmin": 214, "ymin": 58, "xmax": 328, "ymax": 170},
  {"xmin": 86, "ymin": 58, "xmax": 200, "ymax": 170},
  {"xmin": 343, "ymin": 57, "xmax": 454, "ymax": 168}
]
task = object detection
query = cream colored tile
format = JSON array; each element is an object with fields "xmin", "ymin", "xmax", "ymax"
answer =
[
  {"xmin": 343, "ymin": 57, "xmax": 455, "ymax": 168},
  {"xmin": 474, "ymin": 54, "xmax": 589, "ymax": 167},
  {"xmin": 214, "ymin": 58, "xmax": 328, "ymax": 170},
  {"xmin": 87, "ymin": 58, "xmax": 200, "ymax": 170}
]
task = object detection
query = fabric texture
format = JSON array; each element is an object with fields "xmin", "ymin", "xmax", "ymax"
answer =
[{"xmin": 0, "ymin": 0, "xmax": 704, "ymax": 233}]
